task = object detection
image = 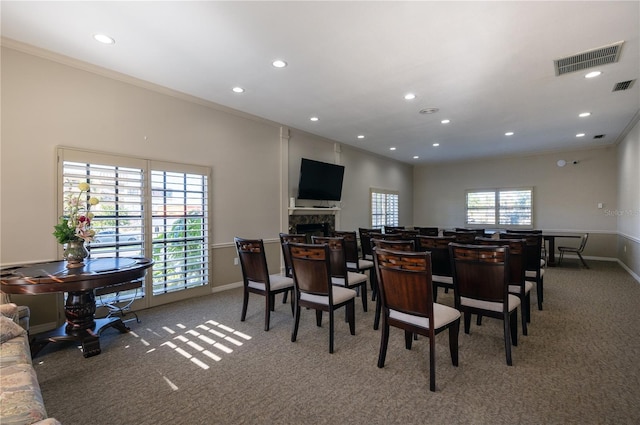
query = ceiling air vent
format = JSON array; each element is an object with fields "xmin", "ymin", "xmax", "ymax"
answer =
[
  {"xmin": 613, "ymin": 79, "xmax": 635, "ymax": 91},
  {"xmin": 554, "ymin": 41, "xmax": 624, "ymax": 76},
  {"xmin": 593, "ymin": 135, "xmax": 605, "ymax": 139}
]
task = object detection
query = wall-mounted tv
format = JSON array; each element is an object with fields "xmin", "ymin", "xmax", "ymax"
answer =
[{"xmin": 297, "ymin": 158, "xmax": 345, "ymax": 201}]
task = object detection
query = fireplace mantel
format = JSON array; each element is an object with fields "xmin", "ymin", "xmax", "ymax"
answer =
[{"xmin": 288, "ymin": 207, "xmax": 340, "ymax": 215}]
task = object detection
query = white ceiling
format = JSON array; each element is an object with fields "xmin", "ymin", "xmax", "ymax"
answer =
[{"xmin": 2, "ymin": 1, "xmax": 639, "ymax": 164}]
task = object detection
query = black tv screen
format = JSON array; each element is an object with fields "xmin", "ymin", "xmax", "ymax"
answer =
[{"xmin": 297, "ymin": 158, "xmax": 345, "ymax": 201}]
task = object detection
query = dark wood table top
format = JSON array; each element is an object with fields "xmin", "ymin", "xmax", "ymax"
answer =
[{"xmin": 0, "ymin": 257, "xmax": 153, "ymax": 294}]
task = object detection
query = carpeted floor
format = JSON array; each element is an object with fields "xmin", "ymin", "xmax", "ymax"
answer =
[{"xmin": 34, "ymin": 260, "xmax": 640, "ymax": 425}]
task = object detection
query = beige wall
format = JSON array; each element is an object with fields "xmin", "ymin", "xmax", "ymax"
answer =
[
  {"xmin": 616, "ymin": 116, "xmax": 640, "ymax": 278},
  {"xmin": 1, "ymin": 45, "xmax": 414, "ymax": 327}
]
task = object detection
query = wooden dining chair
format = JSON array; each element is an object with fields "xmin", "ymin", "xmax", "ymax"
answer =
[
  {"xmin": 373, "ymin": 248, "xmax": 460, "ymax": 391},
  {"xmin": 415, "ymin": 235, "xmax": 456, "ymax": 302},
  {"xmin": 475, "ymin": 237, "xmax": 531, "ymax": 335},
  {"xmin": 371, "ymin": 238, "xmax": 415, "ymax": 330},
  {"xmin": 449, "ymin": 243, "xmax": 520, "ymax": 365},
  {"xmin": 235, "ymin": 237, "xmax": 294, "ymax": 331},
  {"xmin": 502, "ymin": 233, "xmax": 545, "ymax": 310},
  {"xmin": 558, "ymin": 233, "xmax": 589, "ymax": 268},
  {"xmin": 415, "ymin": 226, "xmax": 439, "ymax": 236},
  {"xmin": 384, "ymin": 225, "xmax": 405, "ymax": 234},
  {"xmin": 279, "ymin": 233, "xmax": 307, "ymax": 278},
  {"xmin": 288, "ymin": 242, "xmax": 356, "ymax": 353},
  {"xmin": 312, "ymin": 236, "xmax": 368, "ymax": 312}
]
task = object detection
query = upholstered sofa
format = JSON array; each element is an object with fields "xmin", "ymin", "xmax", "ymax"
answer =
[{"xmin": 0, "ymin": 302, "xmax": 61, "ymax": 425}]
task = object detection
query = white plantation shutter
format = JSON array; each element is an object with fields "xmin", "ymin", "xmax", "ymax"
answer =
[
  {"xmin": 466, "ymin": 188, "xmax": 533, "ymax": 227},
  {"xmin": 371, "ymin": 189, "xmax": 399, "ymax": 230},
  {"xmin": 58, "ymin": 148, "xmax": 211, "ymax": 307}
]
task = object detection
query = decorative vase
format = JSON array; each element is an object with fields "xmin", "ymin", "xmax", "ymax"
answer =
[{"xmin": 64, "ymin": 239, "xmax": 88, "ymax": 268}]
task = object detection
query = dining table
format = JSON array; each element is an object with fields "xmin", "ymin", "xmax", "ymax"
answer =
[
  {"xmin": 0, "ymin": 257, "xmax": 153, "ymax": 358},
  {"xmin": 542, "ymin": 234, "xmax": 582, "ymax": 266}
]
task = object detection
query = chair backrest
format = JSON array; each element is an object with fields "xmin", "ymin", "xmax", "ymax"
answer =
[
  {"xmin": 578, "ymin": 233, "xmax": 589, "ymax": 251},
  {"xmin": 384, "ymin": 225, "xmax": 405, "ymax": 234},
  {"xmin": 501, "ymin": 233, "xmax": 541, "ymax": 272},
  {"xmin": 235, "ymin": 237, "xmax": 270, "ymax": 288},
  {"xmin": 332, "ymin": 230, "xmax": 359, "ymax": 265},
  {"xmin": 506, "ymin": 229, "xmax": 542, "ymax": 234},
  {"xmin": 279, "ymin": 233, "xmax": 307, "ymax": 277},
  {"xmin": 474, "ymin": 237, "xmax": 525, "ymax": 287},
  {"xmin": 443, "ymin": 231, "xmax": 477, "ymax": 244},
  {"xmin": 359, "ymin": 228, "xmax": 382, "ymax": 260},
  {"xmin": 311, "ymin": 236, "xmax": 348, "ymax": 280},
  {"xmin": 372, "ymin": 238, "xmax": 415, "ymax": 252},
  {"xmin": 374, "ymin": 248, "xmax": 434, "ymax": 319},
  {"xmin": 415, "ymin": 226, "xmax": 439, "ymax": 236},
  {"xmin": 449, "ymin": 243, "xmax": 510, "ymax": 309},
  {"xmin": 288, "ymin": 242, "xmax": 333, "ymax": 298},
  {"xmin": 416, "ymin": 235, "xmax": 455, "ymax": 277}
]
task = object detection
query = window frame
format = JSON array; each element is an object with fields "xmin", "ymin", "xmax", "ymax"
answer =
[
  {"xmin": 465, "ymin": 187, "xmax": 534, "ymax": 229},
  {"xmin": 370, "ymin": 188, "xmax": 399, "ymax": 230},
  {"xmin": 57, "ymin": 147, "xmax": 212, "ymax": 309}
]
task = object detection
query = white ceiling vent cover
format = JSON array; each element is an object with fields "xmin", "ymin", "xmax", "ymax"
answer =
[
  {"xmin": 613, "ymin": 80, "xmax": 636, "ymax": 91},
  {"xmin": 554, "ymin": 41, "xmax": 624, "ymax": 76}
]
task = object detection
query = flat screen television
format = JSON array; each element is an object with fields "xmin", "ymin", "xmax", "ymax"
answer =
[{"xmin": 297, "ymin": 158, "xmax": 345, "ymax": 201}]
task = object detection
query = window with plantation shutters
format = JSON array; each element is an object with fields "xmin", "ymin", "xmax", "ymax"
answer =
[
  {"xmin": 371, "ymin": 189, "xmax": 399, "ymax": 230},
  {"xmin": 466, "ymin": 188, "xmax": 533, "ymax": 227},
  {"xmin": 57, "ymin": 148, "xmax": 211, "ymax": 307}
]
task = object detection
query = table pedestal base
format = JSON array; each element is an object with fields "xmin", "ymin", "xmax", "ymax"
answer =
[{"xmin": 30, "ymin": 317, "xmax": 131, "ymax": 358}]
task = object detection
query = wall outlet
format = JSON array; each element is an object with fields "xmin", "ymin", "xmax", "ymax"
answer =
[{"xmin": 234, "ymin": 257, "xmax": 239, "ymax": 266}]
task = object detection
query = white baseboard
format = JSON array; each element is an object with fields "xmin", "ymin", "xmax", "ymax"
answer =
[
  {"xmin": 617, "ymin": 260, "xmax": 640, "ymax": 284},
  {"xmin": 211, "ymin": 281, "xmax": 243, "ymax": 293}
]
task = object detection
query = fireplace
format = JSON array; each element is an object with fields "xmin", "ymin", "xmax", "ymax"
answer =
[
  {"xmin": 288, "ymin": 213, "xmax": 336, "ymax": 242},
  {"xmin": 296, "ymin": 222, "xmax": 330, "ymax": 243}
]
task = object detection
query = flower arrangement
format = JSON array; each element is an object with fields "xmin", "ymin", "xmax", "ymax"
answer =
[{"xmin": 53, "ymin": 182, "xmax": 100, "ymax": 244}]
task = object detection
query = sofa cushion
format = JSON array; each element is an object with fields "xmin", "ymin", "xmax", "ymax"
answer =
[
  {"xmin": 1, "ymin": 315, "xmax": 26, "ymax": 344},
  {"xmin": 0, "ymin": 364, "xmax": 48, "ymax": 424}
]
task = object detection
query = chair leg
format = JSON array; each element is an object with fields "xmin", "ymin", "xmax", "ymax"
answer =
[
  {"xmin": 577, "ymin": 252, "xmax": 589, "ymax": 268},
  {"xmin": 476, "ymin": 314, "xmax": 483, "ymax": 326},
  {"xmin": 316, "ymin": 310, "xmax": 323, "ymax": 327},
  {"xmin": 282, "ymin": 291, "xmax": 288, "ymax": 304},
  {"xmin": 504, "ymin": 315, "xmax": 513, "ymax": 366},
  {"xmin": 329, "ymin": 309, "xmax": 335, "ymax": 353},
  {"xmin": 361, "ymin": 283, "xmax": 368, "ymax": 312},
  {"xmin": 264, "ymin": 294, "xmax": 271, "ymax": 331},
  {"xmin": 510, "ymin": 309, "xmax": 518, "ymax": 347},
  {"xmin": 521, "ymin": 298, "xmax": 528, "ymax": 336},
  {"xmin": 289, "ymin": 289, "xmax": 295, "ymax": 316},
  {"xmin": 525, "ymin": 292, "xmax": 531, "ymax": 323},
  {"xmin": 463, "ymin": 312, "xmax": 471, "ymax": 334},
  {"xmin": 537, "ymin": 276, "xmax": 544, "ymax": 311},
  {"xmin": 291, "ymin": 304, "xmax": 301, "ymax": 342},
  {"xmin": 429, "ymin": 335, "xmax": 436, "ymax": 392},
  {"xmin": 347, "ymin": 300, "xmax": 355, "ymax": 335},
  {"xmin": 558, "ymin": 250, "xmax": 564, "ymax": 266},
  {"xmin": 433, "ymin": 285, "xmax": 438, "ymax": 303},
  {"xmin": 449, "ymin": 320, "xmax": 460, "ymax": 367},
  {"xmin": 405, "ymin": 330, "xmax": 413, "ymax": 350},
  {"xmin": 377, "ymin": 319, "xmax": 389, "ymax": 368},
  {"xmin": 373, "ymin": 296, "xmax": 381, "ymax": 330},
  {"xmin": 241, "ymin": 288, "xmax": 249, "ymax": 321}
]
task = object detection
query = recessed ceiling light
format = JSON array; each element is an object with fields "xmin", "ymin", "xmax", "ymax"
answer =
[
  {"xmin": 310, "ymin": 116, "xmax": 319, "ymax": 122},
  {"xmin": 579, "ymin": 112, "xmax": 591, "ymax": 118},
  {"xmin": 272, "ymin": 60, "xmax": 287, "ymax": 68},
  {"xmin": 357, "ymin": 135, "xmax": 365, "ymax": 139},
  {"xmin": 576, "ymin": 133, "xmax": 585, "ymax": 137},
  {"xmin": 432, "ymin": 143, "xmax": 440, "ymax": 147},
  {"xmin": 389, "ymin": 147, "xmax": 397, "ymax": 151},
  {"xmin": 585, "ymin": 71, "xmax": 602, "ymax": 79},
  {"xmin": 505, "ymin": 132, "xmax": 514, "ymax": 136},
  {"xmin": 232, "ymin": 87, "xmax": 245, "ymax": 93},
  {"xmin": 93, "ymin": 34, "xmax": 115, "ymax": 44},
  {"xmin": 404, "ymin": 93, "xmax": 416, "ymax": 100},
  {"xmin": 413, "ymin": 156, "xmax": 419, "ymax": 159},
  {"xmin": 441, "ymin": 119, "xmax": 451, "ymax": 124}
]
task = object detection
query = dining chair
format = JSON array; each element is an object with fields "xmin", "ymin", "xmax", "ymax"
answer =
[
  {"xmin": 414, "ymin": 226, "xmax": 439, "ymax": 236},
  {"xmin": 449, "ymin": 243, "xmax": 520, "ymax": 365},
  {"xmin": 475, "ymin": 237, "xmax": 531, "ymax": 335},
  {"xmin": 370, "ymin": 239, "xmax": 415, "ymax": 330},
  {"xmin": 358, "ymin": 228, "xmax": 383, "ymax": 261},
  {"xmin": 384, "ymin": 225, "xmax": 405, "ymax": 234},
  {"xmin": 373, "ymin": 247, "xmax": 460, "ymax": 392},
  {"xmin": 312, "ymin": 236, "xmax": 369, "ymax": 312},
  {"xmin": 235, "ymin": 237, "xmax": 294, "ymax": 331},
  {"xmin": 279, "ymin": 233, "xmax": 307, "ymax": 305},
  {"xmin": 558, "ymin": 233, "xmax": 589, "ymax": 268},
  {"xmin": 443, "ymin": 230, "xmax": 477, "ymax": 244},
  {"xmin": 415, "ymin": 235, "xmax": 456, "ymax": 302},
  {"xmin": 288, "ymin": 242, "xmax": 356, "ymax": 353},
  {"xmin": 502, "ymin": 233, "xmax": 545, "ymax": 310},
  {"xmin": 332, "ymin": 230, "xmax": 376, "ymax": 279}
]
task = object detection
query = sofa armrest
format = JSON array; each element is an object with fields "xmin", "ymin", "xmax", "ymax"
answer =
[{"xmin": 0, "ymin": 302, "xmax": 19, "ymax": 323}]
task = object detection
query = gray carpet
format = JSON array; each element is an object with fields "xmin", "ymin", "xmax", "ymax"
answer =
[{"xmin": 34, "ymin": 260, "xmax": 640, "ymax": 425}]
